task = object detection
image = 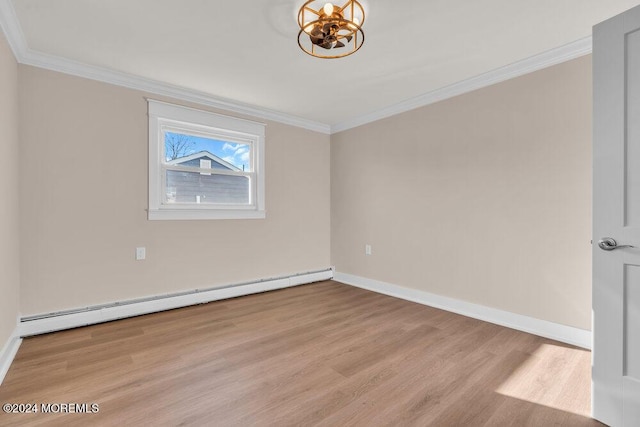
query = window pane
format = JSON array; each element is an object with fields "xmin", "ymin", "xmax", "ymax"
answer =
[
  {"xmin": 165, "ymin": 132, "xmax": 252, "ymax": 172},
  {"xmin": 166, "ymin": 170, "xmax": 250, "ymax": 205}
]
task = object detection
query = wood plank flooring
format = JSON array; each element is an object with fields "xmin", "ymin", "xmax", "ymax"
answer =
[{"xmin": 0, "ymin": 280, "xmax": 601, "ymax": 426}]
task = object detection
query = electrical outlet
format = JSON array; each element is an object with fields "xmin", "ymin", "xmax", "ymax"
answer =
[
  {"xmin": 136, "ymin": 247, "xmax": 146, "ymax": 260},
  {"xmin": 365, "ymin": 244, "xmax": 372, "ymax": 255}
]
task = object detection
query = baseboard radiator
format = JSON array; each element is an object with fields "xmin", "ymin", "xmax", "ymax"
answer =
[{"xmin": 19, "ymin": 268, "xmax": 333, "ymax": 337}]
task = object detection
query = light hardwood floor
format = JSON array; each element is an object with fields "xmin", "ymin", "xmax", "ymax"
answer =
[{"xmin": 0, "ymin": 280, "xmax": 601, "ymax": 426}]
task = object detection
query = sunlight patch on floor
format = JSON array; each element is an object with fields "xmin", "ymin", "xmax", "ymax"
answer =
[{"xmin": 494, "ymin": 343, "xmax": 592, "ymax": 417}]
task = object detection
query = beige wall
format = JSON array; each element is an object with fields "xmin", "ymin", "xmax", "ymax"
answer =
[
  {"xmin": 18, "ymin": 66, "xmax": 331, "ymax": 316},
  {"xmin": 331, "ymin": 56, "xmax": 592, "ymax": 330},
  {"xmin": 0, "ymin": 33, "xmax": 20, "ymax": 347},
  {"xmin": 13, "ymin": 54, "xmax": 593, "ymax": 331}
]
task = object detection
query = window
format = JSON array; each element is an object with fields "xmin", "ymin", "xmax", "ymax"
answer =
[{"xmin": 148, "ymin": 100, "xmax": 265, "ymax": 220}]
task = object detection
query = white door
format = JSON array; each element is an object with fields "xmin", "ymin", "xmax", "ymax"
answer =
[{"xmin": 593, "ymin": 5, "xmax": 640, "ymax": 427}]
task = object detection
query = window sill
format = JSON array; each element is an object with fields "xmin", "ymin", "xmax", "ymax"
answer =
[{"xmin": 148, "ymin": 208, "xmax": 266, "ymax": 220}]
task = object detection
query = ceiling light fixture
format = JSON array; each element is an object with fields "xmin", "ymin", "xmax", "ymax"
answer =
[{"xmin": 297, "ymin": 1, "xmax": 365, "ymax": 59}]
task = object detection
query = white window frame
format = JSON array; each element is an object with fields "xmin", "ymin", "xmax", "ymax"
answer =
[{"xmin": 148, "ymin": 100, "xmax": 266, "ymax": 220}]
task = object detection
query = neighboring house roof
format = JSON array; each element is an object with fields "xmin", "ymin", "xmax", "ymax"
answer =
[{"xmin": 167, "ymin": 151, "xmax": 241, "ymax": 171}]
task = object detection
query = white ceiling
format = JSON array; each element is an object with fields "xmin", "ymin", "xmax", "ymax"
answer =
[{"xmin": 4, "ymin": 0, "xmax": 640, "ymax": 130}]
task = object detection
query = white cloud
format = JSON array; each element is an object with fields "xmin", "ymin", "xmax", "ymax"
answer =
[
  {"xmin": 220, "ymin": 143, "xmax": 250, "ymax": 168},
  {"xmin": 234, "ymin": 146, "xmax": 248, "ymax": 155},
  {"xmin": 222, "ymin": 142, "xmax": 240, "ymax": 152}
]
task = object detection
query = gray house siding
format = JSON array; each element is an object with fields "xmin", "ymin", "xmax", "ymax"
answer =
[
  {"xmin": 166, "ymin": 171, "xmax": 250, "ymax": 204},
  {"xmin": 166, "ymin": 151, "xmax": 248, "ymax": 204}
]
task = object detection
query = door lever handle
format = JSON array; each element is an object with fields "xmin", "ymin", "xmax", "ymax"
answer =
[{"xmin": 598, "ymin": 237, "xmax": 635, "ymax": 251}]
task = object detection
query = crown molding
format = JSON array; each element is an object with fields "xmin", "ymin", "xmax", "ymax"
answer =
[
  {"xmin": 0, "ymin": 0, "xmax": 25, "ymax": 58},
  {"xmin": 0, "ymin": 1, "xmax": 331, "ymax": 135},
  {"xmin": 331, "ymin": 36, "xmax": 593, "ymax": 133},
  {"xmin": 19, "ymin": 49, "xmax": 332, "ymax": 134},
  {"xmin": 2, "ymin": 0, "xmax": 591, "ymax": 136}
]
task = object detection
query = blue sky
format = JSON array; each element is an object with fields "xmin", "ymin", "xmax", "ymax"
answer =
[{"xmin": 166, "ymin": 132, "xmax": 250, "ymax": 171}]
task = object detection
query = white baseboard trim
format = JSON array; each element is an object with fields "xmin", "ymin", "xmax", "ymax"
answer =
[
  {"xmin": 334, "ymin": 272, "xmax": 591, "ymax": 350},
  {"xmin": 0, "ymin": 324, "xmax": 22, "ymax": 385},
  {"xmin": 19, "ymin": 269, "xmax": 333, "ymax": 337}
]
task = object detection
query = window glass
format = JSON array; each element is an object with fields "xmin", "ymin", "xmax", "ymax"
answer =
[
  {"xmin": 148, "ymin": 100, "xmax": 265, "ymax": 220},
  {"xmin": 164, "ymin": 132, "xmax": 252, "ymax": 172}
]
